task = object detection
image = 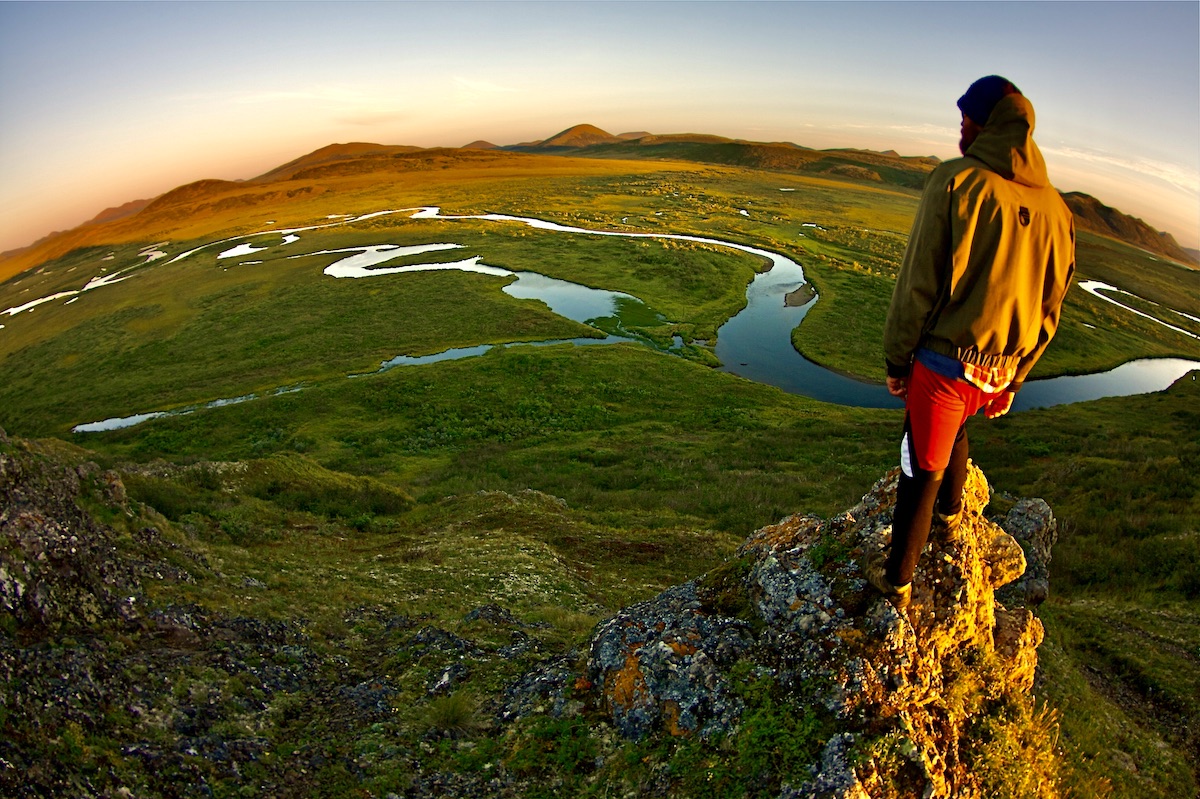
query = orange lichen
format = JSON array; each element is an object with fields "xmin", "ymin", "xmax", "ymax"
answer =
[
  {"xmin": 607, "ymin": 653, "xmax": 648, "ymax": 711},
  {"xmin": 666, "ymin": 640, "xmax": 698, "ymax": 657},
  {"xmin": 662, "ymin": 700, "xmax": 690, "ymax": 737}
]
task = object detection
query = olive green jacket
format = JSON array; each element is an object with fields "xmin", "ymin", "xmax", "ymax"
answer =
[{"xmin": 883, "ymin": 93, "xmax": 1076, "ymax": 391}]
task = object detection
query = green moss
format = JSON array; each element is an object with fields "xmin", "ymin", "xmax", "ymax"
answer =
[
  {"xmin": 696, "ymin": 556, "xmax": 759, "ymax": 629},
  {"xmin": 505, "ymin": 715, "xmax": 598, "ymax": 779}
]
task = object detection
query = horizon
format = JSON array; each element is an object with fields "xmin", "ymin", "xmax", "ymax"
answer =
[{"xmin": 1, "ymin": 1, "xmax": 1197, "ymax": 255}]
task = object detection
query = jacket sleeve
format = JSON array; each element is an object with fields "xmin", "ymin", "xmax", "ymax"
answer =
[
  {"xmin": 883, "ymin": 169, "xmax": 954, "ymax": 377},
  {"xmin": 1010, "ymin": 220, "xmax": 1076, "ymax": 390}
]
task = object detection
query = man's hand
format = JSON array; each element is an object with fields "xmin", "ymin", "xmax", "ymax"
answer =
[
  {"xmin": 886, "ymin": 376, "xmax": 908, "ymax": 399},
  {"xmin": 983, "ymin": 391, "xmax": 1015, "ymax": 419}
]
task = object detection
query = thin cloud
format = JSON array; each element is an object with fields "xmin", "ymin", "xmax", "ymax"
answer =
[
  {"xmin": 840, "ymin": 122, "xmax": 954, "ymax": 139},
  {"xmin": 808, "ymin": 122, "xmax": 957, "ymax": 155},
  {"xmin": 336, "ymin": 110, "xmax": 407, "ymax": 127},
  {"xmin": 453, "ymin": 77, "xmax": 518, "ymax": 95},
  {"xmin": 1043, "ymin": 145, "xmax": 1200, "ymax": 196},
  {"xmin": 228, "ymin": 86, "xmax": 376, "ymax": 106},
  {"xmin": 452, "ymin": 77, "xmax": 521, "ymax": 106},
  {"xmin": 168, "ymin": 85, "xmax": 389, "ymax": 109},
  {"xmin": 219, "ymin": 86, "xmax": 408, "ymax": 127}
]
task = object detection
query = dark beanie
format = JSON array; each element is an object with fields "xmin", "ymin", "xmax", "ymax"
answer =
[{"xmin": 957, "ymin": 75, "xmax": 1022, "ymax": 125}]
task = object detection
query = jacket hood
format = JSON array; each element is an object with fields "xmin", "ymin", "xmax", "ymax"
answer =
[{"xmin": 964, "ymin": 94, "xmax": 1049, "ymax": 188}]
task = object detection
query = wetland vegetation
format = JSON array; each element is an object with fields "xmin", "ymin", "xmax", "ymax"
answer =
[{"xmin": 1, "ymin": 147, "xmax": 1197, "ymax": 797}]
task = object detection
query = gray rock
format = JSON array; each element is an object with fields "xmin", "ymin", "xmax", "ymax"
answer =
[{"xmin": 996, "ymin": 498, "xmax": 1057, "ymax": 606}]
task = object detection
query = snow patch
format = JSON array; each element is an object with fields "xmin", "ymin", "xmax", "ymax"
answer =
[{"xmin": 218, "ymin": 243, "xmax": 268, "ymax": 260}]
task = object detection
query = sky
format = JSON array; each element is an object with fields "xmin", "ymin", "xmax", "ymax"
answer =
[{"xmin": 1, "ymin": 0, "xmax": 1197, "ymax": 255}]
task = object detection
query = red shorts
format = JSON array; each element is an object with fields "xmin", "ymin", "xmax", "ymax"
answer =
[{"xmin": 903, "ymin": 359, "xmax": 991, "ymax": 473}]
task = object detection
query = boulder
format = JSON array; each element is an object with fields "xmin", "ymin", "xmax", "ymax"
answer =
[
  {"xmin": 531, "ymin": 463, "xmax": 1051, "ymax": 797},
  {"xmin": 995, "ymin": 498, "xmax": 1058, "ymax": 607}
]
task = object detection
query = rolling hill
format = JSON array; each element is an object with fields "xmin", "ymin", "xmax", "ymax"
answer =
[
  {"xmin": 537, "ymin": 123, "xmax": 624, "ymax": 148},
  {"xmin": 2, "ymin": 124, "xmax": 1194, "ymax": 280},
  {"xmin": 504, "ymin": 124, "xmax": 939, "ymax": 190},
  {"xmin": 251, "ymin": 142, "xmax": 426, "ymax": 182},
  {"xmin": 1064, "ymin": 191, "xmax": 1196, "ymax": 266}
]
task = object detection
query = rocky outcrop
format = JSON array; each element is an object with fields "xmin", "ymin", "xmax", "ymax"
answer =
[
  {"xmin": 0, "ymin": 433, "xmax": 558, "ymax": 798},
  {"xmin": 0, "ymin": 434, "xmax": 201, "ymax": 634},
  {"xmin": 525, "ymin": 463, "xmax": 1056, "ymax": 797},
  {"xmin": 2, "ymin": 425, "xmax": 1060, "ymax": 798},
  {"xmin": 995, "ymin": 497, "xmax": 1058, "ymax": 608}
]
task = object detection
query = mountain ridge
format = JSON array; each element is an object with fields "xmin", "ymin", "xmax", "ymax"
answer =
[
  {"xmin": 88, "ymin": 198, "xmax": 153, "ymax": 226},
  {"xmin": 1063, "ymin": 191, "xmax": 1195, "ymax": 266},
  {"xmin": 2, "ymin": 126, "xmax": 1193, "ymax": 275},
  {"xmin": 251, "ymin": 142, "xmax": 426, "ymax": 183}
]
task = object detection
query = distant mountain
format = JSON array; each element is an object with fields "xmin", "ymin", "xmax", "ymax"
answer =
[
  {"xmin": 545, "ymin": 133, "xmax": 937, "ymax": 191},
  {"xmin": 3, "ymin": 127, "xmax": 1193, "ymax": 277},
  {"xmin": 88, "ymin": 198, "xmax": 152, "ymax": 225},
  {"xmin": 524, "ymin": 124, "xmax": 623, "ymax": 150},
  {"xmin": 502, "ymin": 128, "xmax": 1191, "ymax": 262},
  {"xmin": 0, "ymin": 231, "xmax": 62, "ymax": 263},
  {"xmin": 252, "ymin": 142, "xmax": 425, "ymax": 183},
  {"xmin": 1063, "ymin": 192, "xmax": 1197, "ymax": 265},
  {"xmin": 141, "ymin": 179, "xmax": 246, "ymax": 215},
  {"xmin": 0, "ymin": 199, "xmax": 153, "ymax": 262},
  {"xmin": 622, "ymin": 132, "xmax": 741, "ymax": 146}
]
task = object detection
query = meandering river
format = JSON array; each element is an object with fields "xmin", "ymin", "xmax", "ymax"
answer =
[{"xmin": 39, "ymin": 206, "xmax": 1200, "ymax": 433}]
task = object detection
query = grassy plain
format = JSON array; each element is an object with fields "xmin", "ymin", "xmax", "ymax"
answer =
[{"xmin": 1, "ymin": 148, "xmax": 1197, "ymax": 796}]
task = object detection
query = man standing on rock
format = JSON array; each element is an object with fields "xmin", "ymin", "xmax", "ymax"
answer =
[{"xmin": 865, "ymin": 75, "xmax": 1075, "ymax": 611}]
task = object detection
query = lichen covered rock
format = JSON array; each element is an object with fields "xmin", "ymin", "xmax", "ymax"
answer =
[
  {"xmin": 0, "ymin": 436, "xmax": 198, "ymax": 633},
  {"xmin": 995, "ymin": 498, "xmax": 1058, "ymax": 607},
  {"xmin": 573, "ymin": 463, "xmax": 1049, "ymax": 797}
]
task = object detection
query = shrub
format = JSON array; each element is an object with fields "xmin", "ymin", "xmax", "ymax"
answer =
[
  {"xmin": 967, "ymin": 700, "xmax": 1068, "ymax": 799},
  {"xmin": 243, "ymin": 453, "xmax": 413, "ymax": 518},
  {"xmin": 123, "ymin": 473, "xmax": 214, "ymax": 521},
  {"xmin": 422, "ymin": 691, "xmax": 482, "ymax": 738}
]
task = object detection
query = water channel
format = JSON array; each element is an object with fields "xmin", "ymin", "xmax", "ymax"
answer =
[{"xmin": 67, "ymin": 207, "xmax": 1200, "ymax": 432}]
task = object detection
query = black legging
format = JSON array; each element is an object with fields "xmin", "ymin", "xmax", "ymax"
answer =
[{"xmin": 887, "ymin": 414, "xmax": 970, "ymax": 586}]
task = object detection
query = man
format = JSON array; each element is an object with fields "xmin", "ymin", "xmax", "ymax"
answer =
[{"xmin": 865, "ymin": 75, "xmax": 1076, "ymax": 611}]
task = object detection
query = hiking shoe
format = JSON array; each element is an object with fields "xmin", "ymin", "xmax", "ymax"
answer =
[
  {"xmin": 934, "ymin": 509, "xmax": 962, "ymax": 542},
  {"xmin": 862, "ymin": 552, "xmax": 911, "ymax": 611}
]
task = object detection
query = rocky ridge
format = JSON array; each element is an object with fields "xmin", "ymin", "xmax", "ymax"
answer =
[
  {"xmin": 532, "ymin": 465, "xmax": 1057, "ymax": 797},
  {"xmin": 1, "ymin": 429, "xmax": 1060, "ymax": 797}
]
